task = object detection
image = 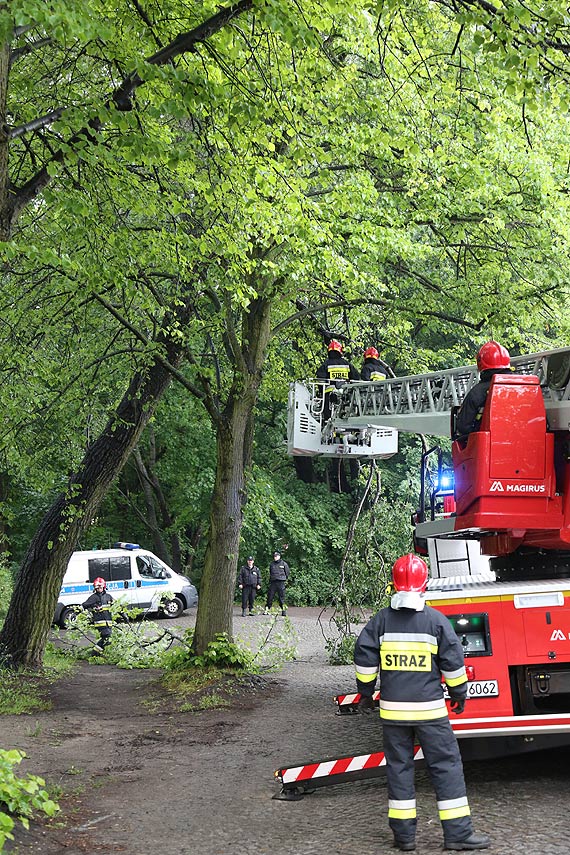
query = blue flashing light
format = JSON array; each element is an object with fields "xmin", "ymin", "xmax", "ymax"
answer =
[
  {"xmin": 113, "ymin": 542, "xmax": 140, "ymax": 550},
  {"xmin": 432, "ymin": 469, "xmax": 454, "ymax": 494}
]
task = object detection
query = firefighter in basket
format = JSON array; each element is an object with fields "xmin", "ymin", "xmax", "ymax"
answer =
[
  {"xmin": 354, "ymin": 554, "xmax": 490, "ymax": 852},
  {"xmin": 316, "ymin": 339, "xmax": 360, "ymax": 421},
  {"xmin": 360, "ymin": 346, "xmax": 387, "ymax": 382},
  {"xmin": 82, "ymin": 577, "xmax": 114, "ymax": 654}
]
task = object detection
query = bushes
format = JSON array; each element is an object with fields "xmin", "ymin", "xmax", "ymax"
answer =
[
  {"xmin": 0, "ymin": 559, "xmax": 13, "ymax": 624},
  {"xmin": 0, "ymin": 749, "xmax": 59, "ymax": 851}
]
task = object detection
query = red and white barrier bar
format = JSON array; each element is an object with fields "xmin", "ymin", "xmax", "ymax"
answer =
[{"xmin": 275, "ymin": 746, "xmax": 424, "ymax": 790}]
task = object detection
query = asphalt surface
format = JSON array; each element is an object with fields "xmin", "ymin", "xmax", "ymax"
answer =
[{"xmin": 171, "ymin": 607, "xmax": 570, "ymax": 855}]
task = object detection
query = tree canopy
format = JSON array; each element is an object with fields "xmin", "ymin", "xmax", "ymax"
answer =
[{"xmin": 0, "ymin": 0, "xmax": 569, "ymax": 664}]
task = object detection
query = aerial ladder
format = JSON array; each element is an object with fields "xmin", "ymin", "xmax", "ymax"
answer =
[{"xmin": 276, "ymin": 345, "xmax": 570, "ymax": 799}]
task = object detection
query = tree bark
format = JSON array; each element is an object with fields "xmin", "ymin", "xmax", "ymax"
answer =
[
  {"xmin": 192, "ymin": 296, "xmax": 272, "ymax": 653},
  {"xmin": 0, "ymin": 331, "xmax": 187, "ymax": 667},
  {"xmin": 132, "ymin": 445, "xmax": 172, "ymax": 566}
]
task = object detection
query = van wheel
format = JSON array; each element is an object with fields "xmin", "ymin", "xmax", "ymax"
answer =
[
  {"xmin": 162, "ymin": 596, "xmax": 184, "ymax": 619},
  {"xmin": 60, "ymin": 607, "xmax": 78, "ymax": 629}
]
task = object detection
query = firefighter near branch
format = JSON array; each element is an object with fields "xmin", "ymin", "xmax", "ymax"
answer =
[
  {"xmin": 360, "ymin": 346, "xmax": 387, "ymax": 381},
  {"xmin": 316, "ymin": 339, "xmax": 360, "ymax": 420},
  {"xmin": 454, "ymin": 340, "xmax": 511, "ymax": 439},
  {"xmin": 82, "ymin": 577, "xmax": 114, "ymax": 654},
  {"xmin": 353, "ymin": 554, "xmax": 490, "ymax": 852}
]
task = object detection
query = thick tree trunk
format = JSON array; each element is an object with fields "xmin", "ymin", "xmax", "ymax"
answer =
[
  {"xmin": 0, "ymin": 338, "xmax": 186, "ymax": 667},
  {"xmin": 192, "ymin": 297, "xmax": 271, "ymax": 653}
]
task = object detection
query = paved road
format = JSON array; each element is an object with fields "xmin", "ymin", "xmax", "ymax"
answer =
[{"xmin": 164, "ymin": 607, "xmax": 570, "ymax": 855}]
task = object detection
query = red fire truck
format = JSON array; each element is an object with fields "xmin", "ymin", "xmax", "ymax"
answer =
[{"xmin": 276, "ymin": 346, "xmax": 570, "ymax": 798}]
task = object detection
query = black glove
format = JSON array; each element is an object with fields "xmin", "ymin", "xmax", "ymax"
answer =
[
  {"xmin": 357, "ymin": 695, "xmax": 375, "ymax": 715},
  {"xmin": 450, "ymin": 697, "xmax": 466, "ymax": 715}
]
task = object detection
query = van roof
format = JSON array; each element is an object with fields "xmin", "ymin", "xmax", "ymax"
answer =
[{"xmin": 71, "ymin": 548, "xmax": 147, "ymax": 558}]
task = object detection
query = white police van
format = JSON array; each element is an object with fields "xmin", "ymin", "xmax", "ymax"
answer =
[{"xmin": 54, "ymin": 542, "xmax": 198, "ymax": 628}]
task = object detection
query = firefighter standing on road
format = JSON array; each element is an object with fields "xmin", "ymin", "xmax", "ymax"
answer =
[
  {"xmin": 238, "ymin": 556, "xmax": 262, "ymax": 616},
  {"xmin": 82, "ymin": 577, "xmax": 114, "ymax": 654},
  {"xmin": 454, "ymin": 341, "xmax": 511, "ymax": 439},
  {"xmin": 354, "ymin": 554, "xmax": 490, "ymax": 852},
  {"xmin": 316, "ymin": 340, "xmax": 360, "ymax": 420}
]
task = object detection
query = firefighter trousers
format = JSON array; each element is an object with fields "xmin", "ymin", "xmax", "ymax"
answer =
[{"xmin": 383, "ymin": 719, "xmax": 473, "ymax": 845}]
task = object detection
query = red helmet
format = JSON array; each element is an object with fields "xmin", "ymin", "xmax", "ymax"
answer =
[
  {"xmin": 476, "ymin": 341, "xmax": 510, "ymax": 372},
  {"xmin": 392, "ymin": 554, "xmax": 429, "ymax": 593},
  {"xmin": 93, "ymin": 577, "xmax": 107, "ymax": 590},
  {"xmin": 364, "ymin": 346, "xmax": 379, "ymax": 360},
  {"xmin": 328, "ymin": 339, "xmax": 343, "ymax": 353}
]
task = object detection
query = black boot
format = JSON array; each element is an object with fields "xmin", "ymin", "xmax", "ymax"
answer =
[
  {"xmin": 241, "ymin": 610, "xmax": 246, "ymax": 617},
  {"xmin": 393, "ymin": 840, "xmax": 416, "ymax": 852},
  {"xmin": 444, "ymin": 832, "xmax": 490, "ymax": 851}
]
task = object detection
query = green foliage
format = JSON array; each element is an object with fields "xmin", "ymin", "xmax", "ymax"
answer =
[
  {"xmin": 3, "ymin": 0, "xmax": 570, "ymax": 662},
  {"xmin": 325, "ymin": 632, "xmax": 357, "ymax": 666},
  {"xmin": 0, "ymin": 647, "xmax": 74, "ymax": 715},
  {"xmin": 165, "ymin": 631, "xmax": 255, "ymax": 671},
  {"xmin": 0, "ymin": 560, "xmax": 13, "ymax": 623},
  {"xmin": 55, "ymin": 604, "xmax": 177, "ymax": 669},
  {"xmin": 0, "ymin": 749, "xmax": 59, "ymax": 851},
  {"xmin": 165, "ymin": 620, "xmax": 297, "ymax": 673}
]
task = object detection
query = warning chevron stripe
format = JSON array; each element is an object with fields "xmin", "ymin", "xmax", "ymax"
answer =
[
  {"xmin": 278, "ymin": 746, "xmax": 424, "ymax": 785},
  {"xmin": 336, "ymin": 690, "xmax": 381, "ymax": 707}
]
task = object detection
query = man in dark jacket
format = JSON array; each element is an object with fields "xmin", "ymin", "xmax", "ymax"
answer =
[
  {"xmin": 454, "ymin": 341, "xmax": 511, "ymax": 439},
  {"xmin": 354, "ymin": 554, "xmax": 490, "ymax": 852},
  {"xmin": 265, "ymin": 550, "xmax": 290, "ymax": 616},
  {"xmin": 316, "ymin": 340, "xmax": 360, "ymax": 420},
  {"xmin": 360, "ymin": 346, "xmax": 388, "ymax": 381},
  {"xmin": 82, "ymin": 577, "xmax": 114, "ymax": 654},
  {"xmin": 238, "ymin": 556, "xmax": 262, "ymax": 616}
]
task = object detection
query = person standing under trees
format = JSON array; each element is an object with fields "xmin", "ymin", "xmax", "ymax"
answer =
[
  {"xmin": 238, "ymin": 556, "xmax": 262, "ymax": 616},
  {"xmin": 265, "ymin": 550, "xmax": 290, "ymax": 616},
  {"xmin": 354, "ymin": 554, "xmax": 490, "ymax": 852},
  {"xmin": 316, "ymin": 339, "xmax": 360, "ymax": 420},
  {"xmin": 82, "ymin": 577, "xmax": 114, "ymax": 654},
  {"xmin": 360, "ymin": 346, "xmax": 388, "ymax": 381}
]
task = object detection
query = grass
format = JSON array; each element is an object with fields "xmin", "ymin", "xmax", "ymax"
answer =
[
  {"xmin": 153, "ymin": 666, "xmax": 240, "ymax": 712},
  {"xmin": 0, "ymin": 646, "xmax": 76, "ymax": 716},
  {"xmin": 180, "ymin": 692, "xmax": 230, "ymax": 712}
]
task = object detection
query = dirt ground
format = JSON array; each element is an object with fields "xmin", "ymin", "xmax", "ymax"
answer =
[
  {"xmin": 4, "ymin": 608, "xmax": 570, "ymax": 855},
  {"xmin": 5, "ymin": 662, "xmax": 273, "ymax": 854},
  {"xmin": 3, "ymin": 607, "xmax": 350, "ymax": 855}
]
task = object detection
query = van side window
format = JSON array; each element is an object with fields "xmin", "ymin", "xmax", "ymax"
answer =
[
  {"xmin": 137, "ymin": 556, "xmax": 168, "ymax": 579},
  {"xmin": 88, "ymin": 556, "xmax": 131, "ymax": 583},
  {"xmin": 150, "ymin": 557, "xmax": 168, "ymax": 579},
  {"xmin": 137, "ymin": 556, "xmax": 154, "ymax": 578}
]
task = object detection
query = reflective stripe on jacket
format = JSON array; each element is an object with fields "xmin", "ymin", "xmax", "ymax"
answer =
[
  {"xmin": 82, "ymin": 591, "xmax": 114, "ymax": 627},
  {"xmin": 354, "ymin": 604, "xmax": 467, "ymax": 724}
]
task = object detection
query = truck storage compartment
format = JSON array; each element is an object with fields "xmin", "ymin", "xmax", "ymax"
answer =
[{"xmin": 512, "ymin": 664, "xmax": 570, "ymax": 714}]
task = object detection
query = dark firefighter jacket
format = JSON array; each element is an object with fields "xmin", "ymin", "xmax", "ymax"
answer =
[
  {"xmin": 316, "ymin": 353, "xmax": 360, "ymax": 392},
  {"xmin": 454, "ymin": 367, "xmax": 512, "ymax": 438},
  {"xmin": 354, "ymin": 603, "xmax": 467, "ymax": 724},
  {"xmin": 268, "ymin": 559, "xmax": 290, "ymax": 581},
  {"xmin": 361, "ymin": 358, "xmax": 387, "ymax": 382},
  {"xmin": 82, "ymin": 590, "xmax": 114, "ymax": 627},
  {"xmin": 238, "ymin": 564, "xmax": 262, "ymax": 588}
]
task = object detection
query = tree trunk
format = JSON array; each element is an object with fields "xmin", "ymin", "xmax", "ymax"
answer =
[
  {"xmin": 0, "ymin": 336, "xmax": 186, "ymax": 667},
  {"xmin": 192, "ymin": 296, "xmax": 271, "ymax": 653},
  {"xmin": 132, "ymin": 446, "xmax": 172, "ymax": 566}
]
